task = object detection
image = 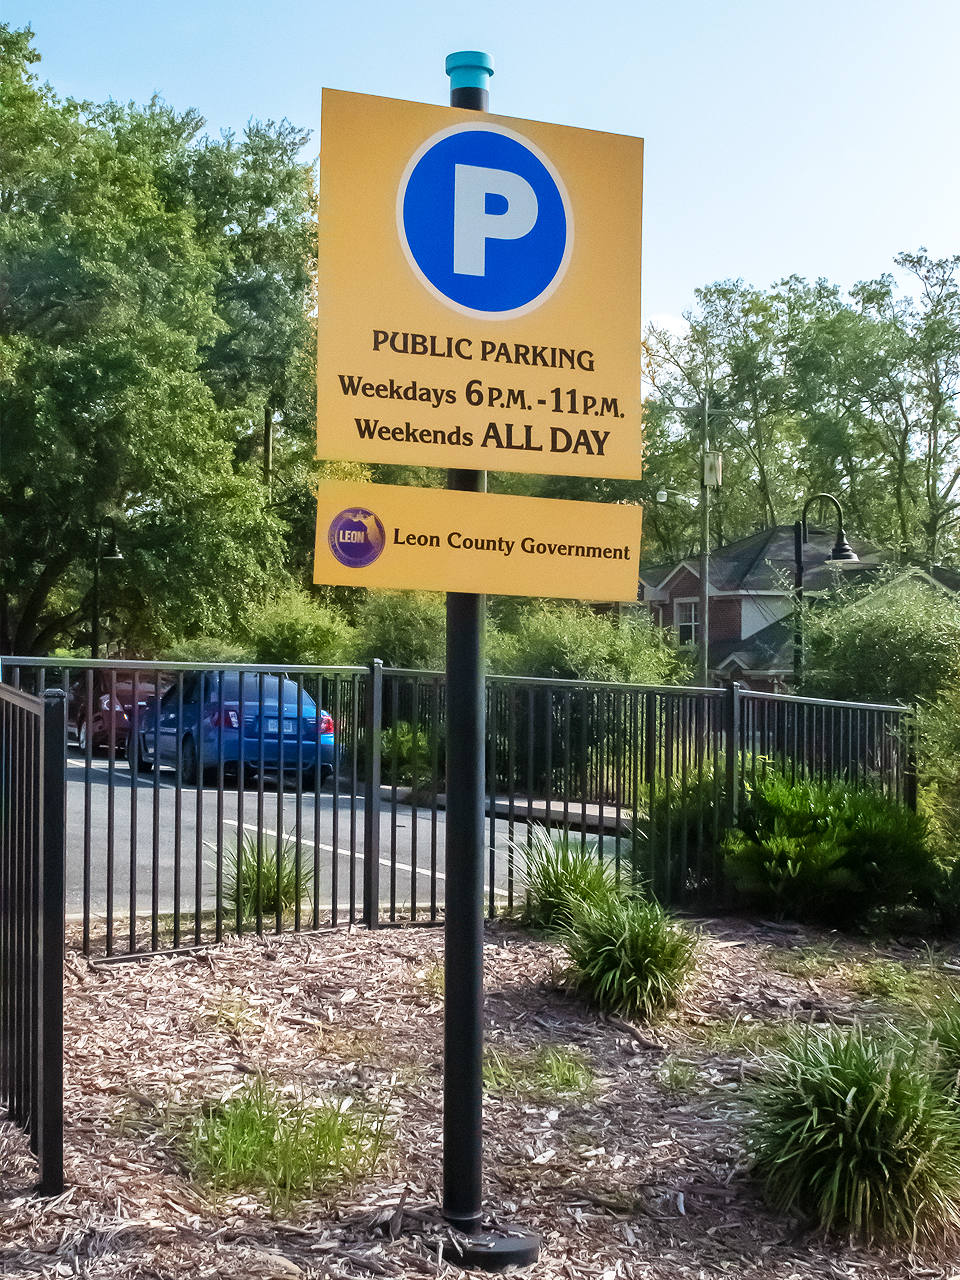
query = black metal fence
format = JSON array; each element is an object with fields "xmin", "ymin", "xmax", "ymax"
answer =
[
  {"xmin": 0, "ymin": 682, "xmax": 65, "ymax": 1195},
  {"xmin": 1, "ymin": 658, "xmax": 914, "ymax": 959}
]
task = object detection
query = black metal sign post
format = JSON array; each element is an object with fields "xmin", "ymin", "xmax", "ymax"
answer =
[{"xmin": 441, "ymin": 51, "xmax": 539, "ymax": 1270}]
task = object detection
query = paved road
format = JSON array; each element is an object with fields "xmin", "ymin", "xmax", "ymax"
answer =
[{"xmin": 65, "ymin": 747, "xmax": 528, "ymax": 925}]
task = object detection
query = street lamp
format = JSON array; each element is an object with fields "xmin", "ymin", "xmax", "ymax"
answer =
[
  {"xmin": 90, "ymin": 520, "xmax": 124, "ymax": 659},
  {"xmin": 793, "ymin": 493, "xmax": 858, "ymax": 685},
  {"xmin": 656, "ymin": 476, "xmax": 719, "ymax": 687},
  {"xmin": 663, "ymin": 394, "xmax": 727, "ymax": 686}
]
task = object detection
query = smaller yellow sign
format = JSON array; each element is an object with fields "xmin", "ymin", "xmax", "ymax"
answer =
[{"xmin": 314, "ymin": 481, "xmax": 642, "ymax": 602}]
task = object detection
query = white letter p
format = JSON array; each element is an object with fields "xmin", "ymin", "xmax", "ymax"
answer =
[{"xmin": 453, "ymin": 164, "xmax": 538, "ymax": 277}]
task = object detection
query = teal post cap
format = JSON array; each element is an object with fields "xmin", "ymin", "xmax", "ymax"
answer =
[{"xmin": 445, "ymin": 51, "xmax": 494, "ymax": 91}]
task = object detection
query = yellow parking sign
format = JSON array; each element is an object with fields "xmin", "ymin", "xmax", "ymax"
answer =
[{"xmin": 317, "ymin": 89, "xmax": 643, "ymax": 479}]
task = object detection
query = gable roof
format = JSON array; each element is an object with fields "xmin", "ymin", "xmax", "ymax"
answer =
[
  {"xmin": 710, "ymin": 616, "xmax": 793, "ymax": 676},
  {"xmin": 640, "ymin": 524, "xmax": 883, "ymax": 597}
]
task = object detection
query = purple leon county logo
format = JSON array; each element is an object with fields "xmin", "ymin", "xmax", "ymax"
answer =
[{"xmin": 328, "ymin": 508, "xmax": 386, "ymax": 568}]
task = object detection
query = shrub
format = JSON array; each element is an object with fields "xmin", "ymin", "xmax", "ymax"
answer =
[
  {"xmin": 723, "ymin": 773, "xmax": 940, "ymax": 928},
  {"xmin": 352, "ymin": 590, "xmax": 446, "ymax": 670},
  {"xmin": 918, "ymin": 669, "xmax": 960, "ymax": 871},
  {"xmin": 516, "ymin": 825, "xmax": 621, "ymax": 934},
  {"xmin": 222, "ymin": 834, "xmax": 312, "ymax": 921},
  {"xmin": 161, "ymin": 636, "xmax": 253, "ymax": 663},
  {"xmin": 631, "ymin": 765, "xmax": 728, "ymax": 905},
  {"xmin": 936, "ymin": 858, "xmax": 960, "ymax": 935},
  {"xmin": 802, "ymin": 576, "xmax": 960, "ymax": 706},
  {"xmin": 380, "ymin": 720, "xmax": 443, "ymax": 788},
  {"xmin": 723, "ymin": 826, "xmax": 852, "ymax": 922},
  {"xmin": 749, "ymin": 1025, "xmax": 960, "ymax": 1249},
  {"xmin": 488, "ymin": 601, "xmax": 687, "ymax": 684},
  {"xmin": 564, "ymin": 895, "xmax": 697, "ymax": 1021},
  {"xmin": 248, "ymin": 589, "xmax": 354, "ymax": 666}
]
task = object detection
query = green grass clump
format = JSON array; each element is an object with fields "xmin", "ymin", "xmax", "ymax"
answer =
[
  {"xmin": 850, "ymin": 957, "xmax": 951, "ymax": 1012},
  {"xmin": 749, "ymin": 1024, "xmax": 960, "ymax": 1249},
  {"xmin": 655, "ymin": 1055, "xmax": 700, "ymax": 1094},
  {"xmin": 417, "ymin": 962, "xmax": 445, "ymax": 998},
  {"xmin": 564, "ymin": 896, "xmax": 697, "ymax": 1022},
  {"xmin": 852, "ymin": 958, "xmax": 921, "ymax": 1002},
  {"xmin": 222, "ymin": 834, "xmax": 312, "ymax": 920},
  {"xmin": 768, "ymin": 944, "xmax": 842, "ymax": 979},
  {"xmin": 687, "ymin": 1018, "xmax": 790, "ymax": 1055},
  {"xmin": 928, "ymin": 991, "xmax": 960, "ymax": 1075},
  {"xmin": 517, "ymin": 825, "xmax": 620, "ymax": 934},
  {"xmin": 179, "ymin": 1076, "xmax": 391, "ymax": 1211},
  {"xmin": 483, "ymin": 1044, "xmax": 594, "ymax": 1099}
]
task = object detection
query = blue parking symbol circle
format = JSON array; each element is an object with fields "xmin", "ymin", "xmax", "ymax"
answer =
[{"xmin": 397, "ymin": 123, "xmax": 573, "ymax": 320}]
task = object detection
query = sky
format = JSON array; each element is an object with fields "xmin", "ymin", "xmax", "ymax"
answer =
[{"xmin": 6, "ymin": 0, "xmax": 958, "ymax": 327}]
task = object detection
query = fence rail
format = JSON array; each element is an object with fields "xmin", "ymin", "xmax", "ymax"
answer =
[
  {"xmin": 0, "ymin": 682, "xmax": 65, "ymax": 1195},
  {"xmin": 1, "ymin": 658, "xmax": 913, "ymax": 959}
]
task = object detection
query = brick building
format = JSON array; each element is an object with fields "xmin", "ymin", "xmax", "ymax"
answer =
[{"xmin": 638, "ymin": 525, "xmax": 883, "ymax": 691}]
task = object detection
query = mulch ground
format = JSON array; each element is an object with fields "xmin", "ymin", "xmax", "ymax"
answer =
[{"xmin": 3, "ymin": 917, "xmax": 960, "ymax": 1279}]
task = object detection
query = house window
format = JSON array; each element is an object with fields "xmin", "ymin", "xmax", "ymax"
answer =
[{"xmin": 676, "ymin": 601, "xmax": 698, "ymax": 646}]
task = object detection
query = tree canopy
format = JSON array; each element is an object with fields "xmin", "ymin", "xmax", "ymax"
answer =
[
  {"xmin": 642, "ymin": 257, "xmax": 960, "ymax": 568},
  {"xmin": 0, "ymin": 24, "xmax": 317, "ymax": 654},
  {"xmin": 2, "ymin": 22, "xmax": 957, "ymax": 663}
]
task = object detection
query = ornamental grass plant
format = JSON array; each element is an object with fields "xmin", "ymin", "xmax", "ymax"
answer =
[
  {"xmin": 563, "ymin": 895, "xmax": 697, "ymax": 1022},
  {"xmin": 517, "ymin": 825, "xmax": 621, "ymax": 934},
  {"xmin": 222, "ymin": 833, "xmax": 312, "ymax": 921},
  {"xmin": 749, "ymin": 1024, "xmax": 960, "ymax": 1250}
]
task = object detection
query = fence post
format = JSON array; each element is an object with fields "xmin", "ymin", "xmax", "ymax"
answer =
[
  {"xmin": 363, "ymin": 661, "xmax": 383, "ymax": 929},
  {"xmin": 724, "ymin": 682, "xmax": 741, "ymax": 828},
  {"xmin": 904, "ymin": 712, "xmax": 918, "ymax": 812},
  {"xmin": 644, "ymin": 691, "xmax": 658, "ymax": 895},
  {"xmin": 40, "ymin": 689, "xmax": 66, "ymax": 1196}
]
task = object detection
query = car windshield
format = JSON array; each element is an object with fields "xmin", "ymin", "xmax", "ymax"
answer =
[{"xmin": 201, "ymin": 673, "xmax": 315, "ymax": 710}]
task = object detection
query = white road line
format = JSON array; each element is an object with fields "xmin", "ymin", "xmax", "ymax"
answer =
[{"xmin": 239, "ymin": 822, "xmax": 449, "ymax": 881}]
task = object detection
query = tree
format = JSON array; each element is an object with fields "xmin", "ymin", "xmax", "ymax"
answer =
[
  {"xmin": 801, "ymin": 576, "xmax": 960, "ymax": 705},
  {"xmin": 488, "ymin": 602, "xmax": 687, "ymax": 684},
  {"xmin": 0, "ymin": 25, "xmax": 316, "ymax": 654},
  {"xmin": 642, "ymin": 257, "xmax": 960, "ymax": 569},
  {"xmin": 643, "ymin": 279, "xmax": 811, "ymax": 552}
]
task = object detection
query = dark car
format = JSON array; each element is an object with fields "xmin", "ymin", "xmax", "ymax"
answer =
[
  {"xmin": 68, "ymin": 671, "xmax": 171, "ymax": 755},
  {"xmin": 128, "ymin": 671, "xmax": 336, "ymax": 787}
]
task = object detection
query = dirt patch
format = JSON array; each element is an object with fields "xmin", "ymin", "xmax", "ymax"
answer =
[{"xmin": 3, "ymin": 918, "xmax": 960, "ymax": 1278}]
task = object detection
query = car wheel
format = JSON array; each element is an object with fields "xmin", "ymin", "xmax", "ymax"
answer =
[
  {"xmin": 301, "ymin": 767, "xmax": 317, "ymax": 792},
  {"xmin": 320, "ymin": 763, "xmax": 334, "ymax": 786},
  {"xmin": 181, "ymin": 737, "xmax": 199, "ymax": 786},
  {"xmin": 129, "ymin": 733, "xmax": 153, "ymax": 774}
]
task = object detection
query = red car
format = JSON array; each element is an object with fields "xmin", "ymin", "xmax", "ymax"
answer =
[{"xmin": 68, "ymin": 671, "xmax": 171, "ymax": 755}]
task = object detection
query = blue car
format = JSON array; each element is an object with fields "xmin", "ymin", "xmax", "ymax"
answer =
[{"xmin": 128, "ymin": 672, "xmax": 336, "ymax": 787}]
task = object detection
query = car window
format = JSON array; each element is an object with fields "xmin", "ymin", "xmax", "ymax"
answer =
[
  {"xmin": 198, "ymin": 672, "xmax": 315, "ymax": 710},
  {"xmin": 159, "ymin": 685, "xmax": 179, "ymax": 709}
]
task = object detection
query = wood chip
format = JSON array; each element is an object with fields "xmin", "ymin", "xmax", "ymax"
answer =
[{"xmin": 1, "ymin": 918, "xmax": 956, "ymax": 1278}]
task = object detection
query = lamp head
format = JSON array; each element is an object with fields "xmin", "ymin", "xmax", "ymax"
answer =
[
  {"xmin": 102, "ymin": 527, "xmax": 123, "ymax": 561},
  {"xmin": 829, "ymin": 535, "xmax": 858, "ymax": 562}
]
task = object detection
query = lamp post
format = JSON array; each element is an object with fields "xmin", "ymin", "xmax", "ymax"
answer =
[
  {"xmin": 793, "ymin": 493, "xmax": 858, "ymax": 686},
  {"xmin": 90, "ymin": 520, "xmax": 123, "ymax": 659},
  {"xmin": 657, "ymin": 395, "xmax": 723, "ymax": 686}
]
